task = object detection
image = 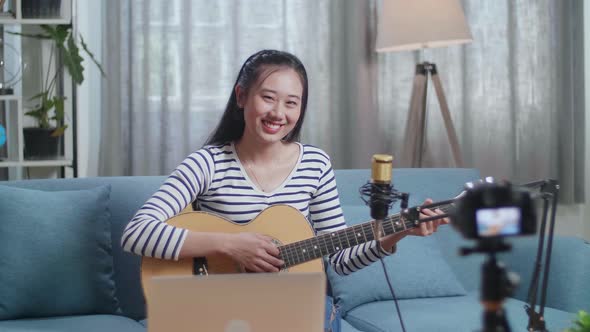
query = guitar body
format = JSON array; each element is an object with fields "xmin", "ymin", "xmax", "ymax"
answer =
[
  {"xmin": 140, "ymin": 196, "xmax": 456, "ymax": 303},
  {"xmin": 141, "ymin": 205, "xmax": 323, "ymax": 300}
]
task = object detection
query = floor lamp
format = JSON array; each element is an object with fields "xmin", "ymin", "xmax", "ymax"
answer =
[{"xmin": 376, "ymin": 0, "xmax": 473, "ymax": 168}]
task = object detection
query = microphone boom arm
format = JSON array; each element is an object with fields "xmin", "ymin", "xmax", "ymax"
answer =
[{"xmin": 522, "ymin": 179, "xmax": 559, "ymax": 332}]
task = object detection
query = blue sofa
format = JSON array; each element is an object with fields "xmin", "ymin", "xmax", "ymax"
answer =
[{"xmin": 0, "ymin": 168, "xmax": 588, "ymax": 332}]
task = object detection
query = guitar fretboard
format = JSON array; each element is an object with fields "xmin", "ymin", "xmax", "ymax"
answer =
[{"xmin": 278, "ymin": 203, "xmax": 453, "ymax": 268}]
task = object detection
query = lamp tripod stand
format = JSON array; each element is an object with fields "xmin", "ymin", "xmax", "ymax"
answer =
[{"xmin": 402, "ymin": 62, "xmax": 464, "ymax": 168}]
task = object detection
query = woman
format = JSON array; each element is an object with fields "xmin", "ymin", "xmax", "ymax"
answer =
[{"xmin": 122, "ymin": 49, "xmax": 448, "ymax": 329}]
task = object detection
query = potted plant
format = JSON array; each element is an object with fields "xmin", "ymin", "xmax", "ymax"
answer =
[
  {"xmin": 10, "ymin": 24, "xmax": 104, "ymax": 159},
  {"xmin": 565, "ymin": 310, "xmax": 590, "ymax": 332}
]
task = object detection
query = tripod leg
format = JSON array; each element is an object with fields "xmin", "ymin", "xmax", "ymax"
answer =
[
  {"xmin": 402, "ymin": 65, "xmax": 428, "ymax": 167},
  {"xmin": 483, "ymin": 307, "xmax": 512, "ymax": 332},
  {"xmin": 430, "ymin": 70, "xmax": 464, "ymax": 167}
]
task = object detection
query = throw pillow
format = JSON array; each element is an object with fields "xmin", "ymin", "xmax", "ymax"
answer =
[
  {"xmin": 326, "ymin": 207, "xmax": 467, "ymax": 314},
  {"xmin": 0, "ymin": 185, "xmax": 120, "ymax": 320}
]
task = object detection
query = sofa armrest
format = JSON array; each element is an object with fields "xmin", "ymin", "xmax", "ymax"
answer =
[{"xmin": 500, "ymin": 236, "xmax": 590, "ymax": 313}]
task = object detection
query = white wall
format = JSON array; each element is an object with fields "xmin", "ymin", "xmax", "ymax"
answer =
[
  {"xmin": 74, "ymin": 0, "xmax": 102, "ymax": 177},
  {"xmin": 585, "ymin": 2, "xmax": 590, "ymax": 241},
  {"xmin": 583, "ymin": 2, "xmax": 590, "ymax": 241}
]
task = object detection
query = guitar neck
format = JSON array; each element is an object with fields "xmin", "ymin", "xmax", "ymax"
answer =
[{"xmin": 279, "ymin": 202, "xmax": 453, "ymax": 268}]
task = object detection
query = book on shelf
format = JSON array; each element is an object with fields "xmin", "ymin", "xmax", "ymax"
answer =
[{"xmin": 21, "ymin": 0, "xmax": 62, "ymax": 19}]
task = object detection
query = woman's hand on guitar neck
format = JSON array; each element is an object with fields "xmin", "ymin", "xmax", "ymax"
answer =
[
  {"xmin": 379, "ymin": 198, "xmax": 450, "ymax": 251},
  {"xmin": 409, "ymin": 198, "xmax": 450, "ymax": 236},
  {"xmin": 222, "ymin": 233, "xmax": 285, "ymax": 273}
]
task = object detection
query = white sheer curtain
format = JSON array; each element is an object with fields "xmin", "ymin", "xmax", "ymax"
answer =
[
  {"xmin": 100, "ymin": 0, "xmax": 354, "ymax": 174},
  {"xmin": 100, "ymin": 0, "xmax": 584, "ymax": 203},
  {"xmin": 375, "ymin": 0, "xmax": 585, "ymax": 203}
]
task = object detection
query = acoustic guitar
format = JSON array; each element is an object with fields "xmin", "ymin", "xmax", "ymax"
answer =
[{"xmin": 141, "ymin": 199, "xmax": 455, "ymax": 301}]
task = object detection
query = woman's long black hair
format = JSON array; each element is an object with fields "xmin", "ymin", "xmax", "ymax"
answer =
[{"xmin": 204, "ymin": 49, "xmax": 309, "ymax": 146}]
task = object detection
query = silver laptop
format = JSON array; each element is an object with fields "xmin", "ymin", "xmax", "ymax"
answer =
[{"xmin": 147, "ymin": 272, "xmax": 326, "ymax": 332}]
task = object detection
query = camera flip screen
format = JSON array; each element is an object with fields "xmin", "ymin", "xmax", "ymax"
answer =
[{"xmin": 475, "ymin": 207, "xmax": 522, "ymax": 237}]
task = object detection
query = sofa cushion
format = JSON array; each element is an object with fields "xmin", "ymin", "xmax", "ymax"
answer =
[
  {"xmin": 327, "ymin": 233, "xmax": 467, "ymax": 314},
  {"xmin": 0, "ymin": 314, "xmax": 145, "ymax": 332},
  {"xmin": 344, "ymin": 292, "xmax": 576, "ymax": 332},
  {"xmin": 0, "ymin": 185, "xmax": 120, "ymax": 320},
  {"xmin": 498, "ymin": 235, "xmax": 590, "ymax": 313},
  {"xmin": 341, "ymin": 318, "xmax": 364, "ymax": 332},
  {"xmin": 326, "ymin": 205, "xmax": 467, "ymax": 314},
  {"xmin": 3, "ymin": 176, "xmax": 168, "ymax": 320}
]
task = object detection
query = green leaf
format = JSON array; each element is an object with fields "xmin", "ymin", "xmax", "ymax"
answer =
[
  {"xmin": 50, "ymin": 125, "xmax": 67, "ymax": 137},
  {"xmin": 28, "ymin": 91, "xmax": 48, "ymax": 102},
  {"xmin": 80, "ymin": 35, "xmax": 107, "ymax": 77},
  {"xmin": 567, "ymin": 311, "xmax": 590, "ymax": 332},
  {"xmin": 40, "ymin": 25, "xmax": 69, "ymax": 45},
  {"xmin": 579, "ymin": 310, "xmax": 590, "ymax": 326},
  {"xmin": 25, "ymin": 108, "xmax": 44, "ymax": 118},
  {"xmin": 80, "ymin": 35, "xmax": 106, "ymax": 77},
  {"xmin": 52, "ymin": 97, "xmax": 66, "ymax": 121},
  {"xmin": 5, "ymin": 31, "xmax": 51, "ymax": 39},
  {"xmin": 61, "ymin": 33, "xmax": 85, "ymax": 84},
  {"xmin": 45, "ymin": 96, "xmax": 55, "ymax": 107}
]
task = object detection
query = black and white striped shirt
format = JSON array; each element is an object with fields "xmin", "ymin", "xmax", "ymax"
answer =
[{"xmin": 121, "ymin": 142, "xmax": 392, "ymax": 275}]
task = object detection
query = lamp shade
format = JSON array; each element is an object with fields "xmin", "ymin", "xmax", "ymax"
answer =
[{"xmin": 376, "ymin": 0, "xmax": 472, "ymax": 52}]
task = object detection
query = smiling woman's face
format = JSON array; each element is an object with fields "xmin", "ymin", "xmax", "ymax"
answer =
[{"xmin": 236, "ymin": 67, "xmax": 304, "ymax": 145}]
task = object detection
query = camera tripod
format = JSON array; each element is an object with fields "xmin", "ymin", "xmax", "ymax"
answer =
[{"xmin": 462, "ymin": 239, "xmax": 518, "ymax": 332}]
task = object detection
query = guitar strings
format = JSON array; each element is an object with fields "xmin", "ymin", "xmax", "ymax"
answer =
[
  {"xmin": 280, "ymin": 223, "xmax": 375, "ymax": 266},
  {"xmin": 280, "ymin": 203, "xmax": 453, "ymax": 266},
  {"xmin": 280, "ymin": 202, "xmax": 453, "ymax": 268}
]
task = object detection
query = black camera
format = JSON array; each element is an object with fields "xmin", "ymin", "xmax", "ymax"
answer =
[
  {"xmin": 451, "ymin": 180, "xmax": 537, "ymax": 240},
  {"xmin": 450, "ymin": 180, "xmax": 539, "ymax": 332},
  {"xmin": 450, "ymin": 179, "xmax": 557, "ymax": 332}
]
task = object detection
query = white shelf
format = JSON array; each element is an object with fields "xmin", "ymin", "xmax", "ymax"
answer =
[
  {"xmin": 0, "ymin": 95, "xmax": 20, "ymax": 101},
  {"xmin": 0, "ymin": 17, "xmax": 71, "ymax": 25},
  {"xmin": 0, "ymin": 159, "xmax": 72, "ymax": 167},
  {"xmin": 0, "ymin": 0, "xmax": 71, "ymax": 25},
  {"xmin": 0, "ymin": 0, "xmax": 75, "ymax": 181}
]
